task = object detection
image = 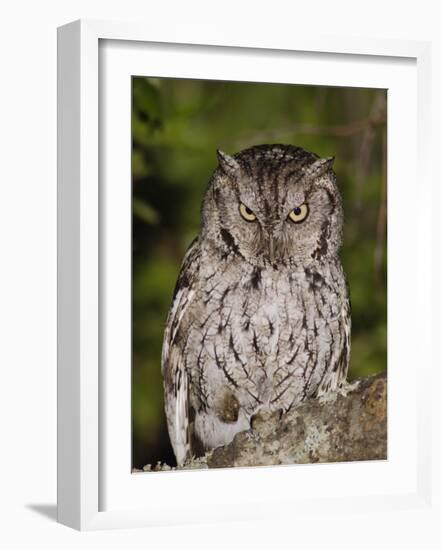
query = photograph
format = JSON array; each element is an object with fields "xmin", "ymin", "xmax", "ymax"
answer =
[{"xmin": 131, "ymin": 77, "xmax": 387, "ymax": 471}]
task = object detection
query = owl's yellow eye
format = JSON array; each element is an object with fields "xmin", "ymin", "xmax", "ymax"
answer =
[
  {"xmin": 288, "ymin": 203, "xmax": 309, "ymax": 224},
  {"xmin": 239, "ymin": 203, "xmax": 257, "ymax": 222}
]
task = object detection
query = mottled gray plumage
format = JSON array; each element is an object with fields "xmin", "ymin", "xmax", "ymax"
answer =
[{"xmin": 162, "ymin": 144, "xmax": 351, "ymax": 466}]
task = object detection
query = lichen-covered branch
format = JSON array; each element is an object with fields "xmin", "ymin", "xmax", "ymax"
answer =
[{"xmin": 140, "ymin": 373, "xmax": 386, "ymax": 472}]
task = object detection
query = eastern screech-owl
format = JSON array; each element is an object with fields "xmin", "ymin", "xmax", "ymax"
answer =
[{"xmin": 162, "ymin": 144, "xmax": 351, "ymax": 466}]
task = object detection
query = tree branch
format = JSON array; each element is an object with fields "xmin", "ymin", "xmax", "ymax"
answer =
[{"xmin": 139, "ymin": 373, "xmax": 386, "ymax": 472}]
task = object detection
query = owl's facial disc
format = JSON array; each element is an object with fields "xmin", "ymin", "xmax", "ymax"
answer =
[{"xmin": 206, "ymin": 146, "xmax": 343, "ymax": 266}]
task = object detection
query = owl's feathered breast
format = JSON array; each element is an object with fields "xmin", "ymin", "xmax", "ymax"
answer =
[{"xmin": 162, "ymin": 238, "xmax": 350, "ymax": 463}]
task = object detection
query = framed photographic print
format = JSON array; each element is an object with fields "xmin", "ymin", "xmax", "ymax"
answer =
[
  {"xmin": 131, "ymin": 77, "xmax": 387, "ymax": 472},
  {"xmin": 57, "ymin": 19, "xmax": 433, "ymax": 530}
]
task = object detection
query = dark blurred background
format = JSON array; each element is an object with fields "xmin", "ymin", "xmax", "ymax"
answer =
[{"xmin": 132, "ymin": 77, "xmax": 387, "ymax": 469}]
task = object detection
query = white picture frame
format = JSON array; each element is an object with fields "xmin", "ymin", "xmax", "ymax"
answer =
[{"xmin": 57, "ymin": 19, "xmax": 433, "ymax": 531}]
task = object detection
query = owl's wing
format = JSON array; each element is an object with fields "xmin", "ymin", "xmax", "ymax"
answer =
[
  {"xmin": 316, "ymin": 295, "xmax": 352, "ymax": 397},
  {"xmin": 162, "ymin": 237, "xmax": 201, "ymax": 466},
  {"xmin": 340, "ymin": 297, "xmax": 352, "ymax": 381}
]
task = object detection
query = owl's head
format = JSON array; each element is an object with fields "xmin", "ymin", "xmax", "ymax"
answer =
[{"xmin": 202, "ymin": 144, "xmax": 343, "ymax": 267}]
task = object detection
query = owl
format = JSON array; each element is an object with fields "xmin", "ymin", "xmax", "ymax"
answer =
[{"xmin": 162, "ymin": 144, "xmax": 351, "ymax": 466}]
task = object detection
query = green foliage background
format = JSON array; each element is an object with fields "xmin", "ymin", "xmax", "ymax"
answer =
[{"xmin": 132, "ymin": 77, "xmax": 387, "ymax": 469}]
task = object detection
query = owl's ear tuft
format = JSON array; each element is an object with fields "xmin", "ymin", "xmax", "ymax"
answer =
[
  {"xmin": 305, "ymin": 156, "xmax": 335, "ymax": 181},
  {"xmin": 216, "ymin": 149, "xmax": 240, "ymax": 178}
]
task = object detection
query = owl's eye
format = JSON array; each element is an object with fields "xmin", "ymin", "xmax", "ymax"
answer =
[
  {"xmin": 239, "ymin": 202, "xmax": 257, "ymax": 222},
  {"xmin": 288, "ymin": 203, "xmax": 309, "ymax": 224}
]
